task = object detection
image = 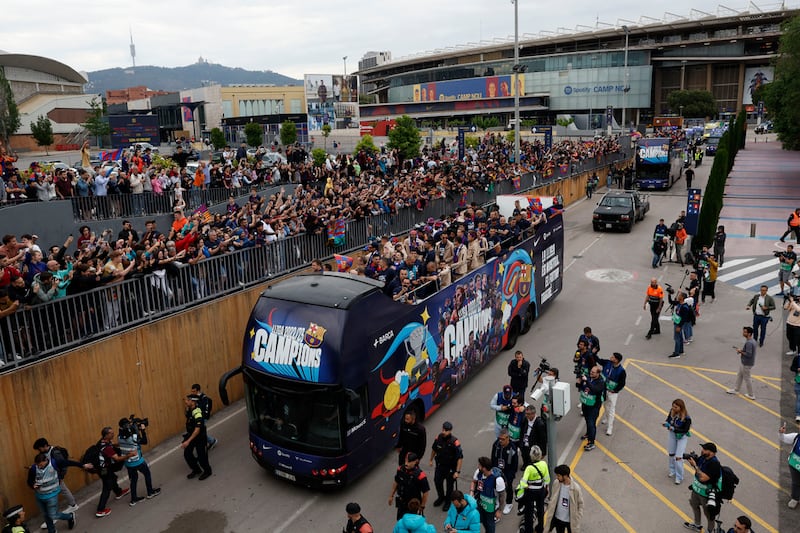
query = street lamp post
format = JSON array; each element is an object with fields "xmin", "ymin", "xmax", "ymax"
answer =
[
  {"xmin": 513, "ymin": 0, "xmax": 520, "ymax": 165},
  {"xmin": 622, "ymin": 25, "xmax": 630, "ymax": 133}
]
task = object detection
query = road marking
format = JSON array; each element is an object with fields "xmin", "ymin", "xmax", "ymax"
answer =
[
  {"xmin": 476, "ymin": 422, "xmax": 496, "ymax": 436},
  {"xmin": 613, "ymin": 414, "xmax": 778, "ymax": 532},
  {"xmin": 628, "ymin": 359, "xmax": 780, "ymax": 381},
  {"xmin": 565, "ymin": 237, "xmax": 602, "ymax": 272},
  {"xmin": 717, "ymin": 258, "xmax": 778, "ymax": 282},
  {"xmin": 558, "ymin": 417, "xmax": 590, "ymax": 467},
  {"xmin": 629, "ymin": 362, "xmax": 778, "ymax": 449},
  {"xmin": 635, "ymin": 316, "xmax": 642, "ymax": 326},
  {"xmin": 274, "ymin": 496, "xmax": 320, "ymax": 533},
  {"xmin": 593, "ymin": 440, "xmax": 692, "ymax": 523},
  {"xmin": 571, "ymin": 473, "xmax": 637, "ymax": 533},
  {"xmin": 623, "ymin": 386, "xmax": 783, "ymax": 491},
  {"xmin": 753, "ymin": 376, "xmax": 782, "ymax": 390},
  {"xmin": 70, "ymin": 405, "xmax": 247, "ymax": 512},
  {"xmin": 685, "ymin": 368, "xmax": 780, "ymax": 419},
  {"xmin": 718, "ymin": 258, "xmax": 758, "ymax": 270},
  {"xmin": 624, "ymin": 333, "xmax": 633, "ymax": 346}
]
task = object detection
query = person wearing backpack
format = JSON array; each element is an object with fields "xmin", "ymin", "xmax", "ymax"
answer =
[
  {"xmin": 191, "ymin": 383, "xmax": 218, "ymax": 451},
  {"xmin": 683, "ymin": 442, "xmax": 721, "ymax": 532},
  {"xmin": 779, "ymin": 422, "xmax": 800, "ymax": 509},
  {"xmin": 470, "ymin": 456, "xmax": 506, "ymax": 533},
  {"xmin": 26, "ymin": 453, "xmax": 77, "ymax": 532},
  {"xmin": 32, "ymin": 438, "xmax": 78, "ymax": 525},
  {"xmin": 86, "ymin": 426, "xmax": 135, "ymax": 518}
]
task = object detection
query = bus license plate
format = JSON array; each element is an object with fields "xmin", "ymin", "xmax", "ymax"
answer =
[
  {"xmin": 606, "ymin": 223, "xmax": 612, "ymax": 229},
  {"xmin": 275, "ymin": 470, "xmax": 296, "ymax": 481}
]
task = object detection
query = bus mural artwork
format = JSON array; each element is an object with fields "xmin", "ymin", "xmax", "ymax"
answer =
[{"xmin": 220, "ymin": 211, "xmax": 562, "ymax": 489}]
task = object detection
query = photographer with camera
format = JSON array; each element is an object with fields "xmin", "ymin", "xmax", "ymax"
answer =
[
  {"xmin": 667, "ymin": 292, "xmax": 694, "ymax": 359},
  {"xmin": 684, "ymin": 442, "xmax": 721, "ymax": 532},
  {"xmin": 776, "ymin": 244, "xmax": 797, "ymax": 296},
  {"xmin": 746, "ymin": 285, "xmax": 776, "ymax": 348},
  {"xmin": 117, "ymin": 416, "xmax": 160, "ymax": 506}
]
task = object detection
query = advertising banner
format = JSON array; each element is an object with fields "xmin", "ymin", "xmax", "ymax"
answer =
[
  {"xmin": 742, "ymin": 67, "xmax": 773, "ymax": 105},
  {"xmin": 412, "ymin": 74, "xmax": 524, "ymax": 102},
  {"xmin": 109, "ymin": 115, "xmax": 160, "ymax": 148},
  {"xmin": 637, "ymin": 138, "xmax": 670, "ymax": 164}
]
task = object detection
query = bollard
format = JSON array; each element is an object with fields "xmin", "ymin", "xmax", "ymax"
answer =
[{"xmin": 750, "ymin": 223, "xmax": 756, "ymax": 238}]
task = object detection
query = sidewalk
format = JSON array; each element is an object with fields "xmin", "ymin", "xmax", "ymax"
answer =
[{"xmin": 719, "ymin": 135, "xmax": 800, "ymax": 258}]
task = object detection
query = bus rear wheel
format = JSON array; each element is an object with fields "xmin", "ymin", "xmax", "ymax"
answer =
[{"xmin": 505, "ymin": 318, "xmax": 521, "ymax": 350}]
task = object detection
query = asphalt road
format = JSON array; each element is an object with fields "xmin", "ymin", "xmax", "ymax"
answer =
[{"xmin": 57, "ymin": 158, "xmax": 785, "ymax": 533}]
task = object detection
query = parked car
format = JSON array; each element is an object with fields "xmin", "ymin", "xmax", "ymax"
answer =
[{"xmin": 129, "ymin": 142, "xmax": 159, "ymax": 154}]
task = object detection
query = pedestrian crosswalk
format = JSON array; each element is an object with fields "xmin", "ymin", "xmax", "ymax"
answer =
[{"xmin": 717, "ymin": 256, "xmax": 787, "ymax": 294}]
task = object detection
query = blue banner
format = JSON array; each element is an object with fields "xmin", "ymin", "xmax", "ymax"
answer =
[{"xmin": 637, "ymin": 138, "xmax": 670, "ymax": 164}]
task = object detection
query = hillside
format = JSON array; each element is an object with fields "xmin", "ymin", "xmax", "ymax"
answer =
[{"xmin": 85, "ymin": 60, "xmax": 301, "ymax": 94}]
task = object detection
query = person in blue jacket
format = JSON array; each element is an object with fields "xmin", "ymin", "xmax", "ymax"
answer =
[
  {"xmin": 444, "ymin": 489, "xmax": 481, "ymax": 533},
  {"xmin": 393, "ymin": 498, "xmax": 435, "ymax": 533}
]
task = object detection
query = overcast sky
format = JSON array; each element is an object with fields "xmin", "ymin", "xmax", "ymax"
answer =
[{"xmin": 1, "ymin": 0, "xmax": 791, "ymax": 79}]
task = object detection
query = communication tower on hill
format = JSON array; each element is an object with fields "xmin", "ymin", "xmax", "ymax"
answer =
[{"xmin": 129, "ymin": 27, "xmax": 136, "ymax": 68}]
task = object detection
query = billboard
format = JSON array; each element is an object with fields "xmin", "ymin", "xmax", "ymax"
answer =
[
  {"xmin": 305, "ymin": 74, "xmax": 359, "ymax": 131},
  {"xmin": 109, "ymin": 115, "xmax": 160, "ymax": 148},
  {"xmin": 412, "ymin": 74, "xmax": 524, "ymax": 102},
  {"xmin": 742, "ymin": 66, "xmax": 773, "ymax": 105},
  {"xmin": 637, "ymin": 138, "xmax": 670, "ymax": 164}
]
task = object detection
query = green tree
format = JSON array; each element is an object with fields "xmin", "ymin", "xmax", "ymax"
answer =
[
  {"xmin": 31, "ymin": 115, "xmax": 54, "ymax": 154},
  {"xmin": 671, "ymin": 90, "xmax": 717, "ymax": 118},
  {"xmin": 209, "ymin": 127, "xmax": 226, "ymax": 150},
  {"xmin": 311, "ymin": 148, "xmax": 328, "ymax": 167},
  {"xmin": 321, "ymin": 124, "xmax": 332, "ymax": 150},
  {"xmin": 82, "ymin": 97, "xmax": 110, "ymax": 148},
  {"xmin": 354, "ymin": 134, "xmax": 378, "ymax": 154},
  {"xmin": 387, "ymin": 115, "xmax": 421, "ymax": 160},
  {"xmin": 0, "ymin": 67, "xmax": 21, "ymax": 148},
  {"xmin": 280, "ymin": 120, "xmax": 297, "ymax": 146},
  {"xmin": 465, "ymin": 135, "xmax": 480, "ymax": 149},
  {"xmin": 764, "ymin": 15, "xmax": 800, "ymax": 150},
  {"xmin": 666, "ymin": 90, "xmax": 717, "ymax": 118},
  {"xmin": 244, "ymin": 122, "xmax": 263, "ymax": 147}
]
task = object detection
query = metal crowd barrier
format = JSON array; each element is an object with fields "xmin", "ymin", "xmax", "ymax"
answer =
[{"xmin": 0, "ymin": 151, "xmax": 629, "ymax": 371}]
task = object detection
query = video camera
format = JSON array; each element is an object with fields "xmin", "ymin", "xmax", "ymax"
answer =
[
  {"xmin": 118, "ymin": 414, "xmax": 150, "ymax": 442},
  {"xmin": 682, "ymin": 451, "xmax": 700, "ymax": 461},
  {"xmin": 664, "ymin": 282, "xmax": 675, "ymax": 294}
]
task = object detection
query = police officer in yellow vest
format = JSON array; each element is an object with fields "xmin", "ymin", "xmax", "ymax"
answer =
[
  {"xmin": 2, "ymin": 505, "xmax": 28, "ymax": 533},
  {"xmin": 684, "ymin": 442, "xmax": 721, "ymax": 532},
  {"xmin": 181, "ymin": 394, "xmax": 212, "ymax": 480}
]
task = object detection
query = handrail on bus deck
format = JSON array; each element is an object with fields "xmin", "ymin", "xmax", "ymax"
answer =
[{"xmin": 219, "ymin": 365, "xmax": 243, "ymax": 406}]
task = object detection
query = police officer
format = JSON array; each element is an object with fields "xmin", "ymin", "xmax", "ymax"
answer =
[
  {"xmin": 395, "ymin": 410, "xmax": 427, "ymax": 466},
  {"xmin": 2, "ymin": 505, "xmax": 29, "ymax": 533},
  {"xmin": 430, "ymin": 421, "xmax": 463, "ymax": 512},
  {"xmin": 388, "ymin": 452, "xmax": 430, "ymax": 520},
  {"xmin": 181, "ymin": 394, "xmax": 212, "ymax": 481},
  {"xmin": 342, "ymin": 502, "xmax": 373, "ymax": 533}
]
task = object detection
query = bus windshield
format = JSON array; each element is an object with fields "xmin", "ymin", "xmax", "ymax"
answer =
[
  {"xmin": 637, "ymin": 167, "xmax": 668, "ymax": 180},
  {"xmin": 245, "ymin": 371, "xmax": 343, "ymax": 454}
]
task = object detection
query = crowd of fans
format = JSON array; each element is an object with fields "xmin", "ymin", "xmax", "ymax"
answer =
[{"xmin": 0, "ymin": 133, "xmax": 622, "ymax": 362}]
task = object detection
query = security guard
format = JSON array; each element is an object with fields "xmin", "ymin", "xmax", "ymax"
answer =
[
  {"xmin": 388, "ymin": 452, "xmax": 430, "ymax": 520},
  {"xmin": 429, "ymin": 421, "xmax": 463, "ymax": 512},
  {"xmin": 181, "ymin": 394, "xmax": 212, "ymax": 480},
  {"xmin": 644, "ymin": 278, "xmax": 664, "ymax": 339},
  {"xmin": 2, "ymin": 505, "xmax": 29, "ymax": 533}
]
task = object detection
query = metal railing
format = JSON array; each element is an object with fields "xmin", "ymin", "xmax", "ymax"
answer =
[{"xmin": 0, "ymin": 150, "xmax": 630, "ymax": 371}]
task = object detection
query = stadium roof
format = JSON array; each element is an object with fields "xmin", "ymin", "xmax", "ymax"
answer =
[{"xmin": 0, "ymin": 52, "xmax": 87, "ymax": 84}]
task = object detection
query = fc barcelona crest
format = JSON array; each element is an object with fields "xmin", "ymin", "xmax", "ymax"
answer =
[
  {"xmin": 304, "ymin": 323, "xmax": 327, "ymax": 348},
  {"xmin": 519, "ymin": 264, "xmax": 531, "ymax": 297}
]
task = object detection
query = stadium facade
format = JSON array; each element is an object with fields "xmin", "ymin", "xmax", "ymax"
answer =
[{"xmin": 357, "ymin": 6, "xmax": 798, "ymax": 129}]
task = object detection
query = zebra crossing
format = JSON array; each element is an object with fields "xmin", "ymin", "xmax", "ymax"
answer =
[{"xmin": 717, "ymin": 256, "xmax": 789, "ymax": 294}]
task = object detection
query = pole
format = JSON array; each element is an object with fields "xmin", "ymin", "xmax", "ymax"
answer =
[
  {"xmin": 513, "ymin": 0, "xmax": 520, "ymax": 165},
  {"xmin": 622, "ymin": 26, "xmax": 629, "ymax": 133},
  {"xmin": 545, "ymin": 376, "xmax": 557, "ymax": 477}
]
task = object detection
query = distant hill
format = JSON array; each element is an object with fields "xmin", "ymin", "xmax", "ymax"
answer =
[{"xmin": 85, "ymin": 59, "xmax": 301, "ymax": 95}]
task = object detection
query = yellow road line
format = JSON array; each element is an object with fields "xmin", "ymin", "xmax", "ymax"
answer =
[
  {"xmin": 624, "ymin": 385, "xmax": 783, "ymax": 491},
  {"xmin": 753, "ymin": 375, "xmax": 782, "ymax": 390},
  {"xmin": 614, "ymin": 414, "xmax": 778, "ymax": 533},
  {"xmin": 629, "ymin": 361, "xmax": 779, "ymax": 450},
  {"xmin": 593, "ymin": 440, "xmax": 692, "ymax": 521},
  {"xmin": 685, "ymin": 367, "xmax": 781, "ymax": 419},
  {"xmin": 628, "ymin": 358, "xmax": 780, "ymax": 380},
  {"xmin": 572, "ymin": 472, "xmax": 637, "ymax": 533}
]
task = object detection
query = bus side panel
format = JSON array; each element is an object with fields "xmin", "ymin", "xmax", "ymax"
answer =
[{"xmin": 363, "ymin": 214, "xmax": 564, "ymax": 446}]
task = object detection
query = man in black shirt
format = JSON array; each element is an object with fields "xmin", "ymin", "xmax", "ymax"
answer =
[
  {"xmin": 507, "ymin": 350, "xmax": 531, "ymax": 399},
  {"xmin": 388, "ymin": 452, "xmax": 430, "ymax": 519},
  {"xmin": 172, "ymin": 146, "xmax": 190, "ymax": 169},
  {"xmin": 684, "ymin": 442, "xmax": 722, "ymax": 532},
  {"xmin": 395, "ymin": 410, "xmax": 427, "ymax": 466}
]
